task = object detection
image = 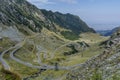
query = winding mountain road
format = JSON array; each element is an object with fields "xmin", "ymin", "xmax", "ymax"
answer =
[
  {"xmin": 10, "ymin": 46, "xmax": 72, "ymax": 70},
  {"xmin": 0, "ymin": 34, "xmax": 38, "ymax": 70},
  {"xmin": 0, "ymin": 33, "xmax": 84, "ymax": 71},
  {"xmin": 0, "ymin": 46, "xmax": 19, "ymax": 70}
]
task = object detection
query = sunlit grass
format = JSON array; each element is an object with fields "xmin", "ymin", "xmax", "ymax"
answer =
[
  {"xmin": 6, "ymin": 59, "xmax": 38, "ymax": 78},
  {"xmin": 0, "ymin": 30, "xmax": 109, "ymax": 80}
]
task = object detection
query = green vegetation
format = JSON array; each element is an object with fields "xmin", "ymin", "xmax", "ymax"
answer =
[
  {"xmin": 110, "ymin": 75, "xmax": 120, "ymax": 80},
  {"xmin": 60, "ymin": 43, "xmax": 104, "ymax": 66},
  {"xmin": 41, "ymin": 9, "xmax": 95, "ymax": 35},
  {"xmin": 0, "ymin": 31, "xmax": 108, "ymax": 80},
  {"xmin": 63, "ymin": 44, "xmax": 78, "ymax": 56},
  {"xmin": 0, "ymin": 37, "xmax": 16, "ymax": 52},
  {"xmin": 61, "ymin": 31, "xmax": 80, "ymax": 40},
  {"xmin": 89, "ymin": 69, "xmax": 102, "ymax": 80},
  {"xmin": 6, "ymin": 58, "xmax": 38, "ymax": 78},
  {"xmin": 36, "ymin": 70, "xmax": 68, "ymax": 80},
  {"xmin": 0, "ymin": 67, "xmax": 21, "ymax": 80},
  {"xmin": 88, "ymin": 71, "xmax": 120, "ymax": 80}
]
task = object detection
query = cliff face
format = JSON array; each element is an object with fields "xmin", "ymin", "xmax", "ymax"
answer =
[
  {"xmin": 67, "ymin": 30, "xmax": 120, "ymax": 80},
  {"xmin": 0, "ymin": 0, "xmax": 95, "ymax": 40},
  {"xmin": 0, "ymin": 0, "xmax": 46, "ymax": 32}
]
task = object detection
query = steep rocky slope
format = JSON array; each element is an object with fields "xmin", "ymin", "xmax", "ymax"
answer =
[
  {"xmin": 0, "ymin": 0, "xmax": 95, "ymax": 40},
  {"xmin": 0, "ymin": 0, "xmax": 45, "ymax": 32},
  {"xmin": 66, "ymin": 29, "xmax": 120, "ymax": 80},
  {"xmin": 41, "ymin": 9, "xmax": 95, "ymax": 35}
]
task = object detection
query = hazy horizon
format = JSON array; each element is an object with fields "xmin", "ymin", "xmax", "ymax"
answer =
[{"xmin": 27, "ymin": 0, "xmax": 120, "ymax": 30}]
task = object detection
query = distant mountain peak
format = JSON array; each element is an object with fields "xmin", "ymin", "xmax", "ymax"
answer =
[{"xmin": 41, "ymin": 9, "xmax": 95, "ymax": 35}]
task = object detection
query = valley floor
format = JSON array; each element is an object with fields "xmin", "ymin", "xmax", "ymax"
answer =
[{"xmin": 0, "ymin": 32, "xmax": 108, "ymax": 80}]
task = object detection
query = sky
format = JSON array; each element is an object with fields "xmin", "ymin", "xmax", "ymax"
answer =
[{"xmin": 27, "ymin": 0, "xmax": 120, "ymax": 30}]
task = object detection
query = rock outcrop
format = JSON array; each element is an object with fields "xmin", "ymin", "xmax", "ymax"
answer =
[{"xmin": 67, "ymin": 30, "xmax": 120, "ymax": 80}]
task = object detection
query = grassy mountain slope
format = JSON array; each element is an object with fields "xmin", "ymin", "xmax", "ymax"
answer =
[
  {"xmin": 66, "ymin": 29, "xmax": 120, "ymax": 80},
  {"xmin": 0, "ymin": 0, "xmax": 95, "ymax": 40},
  {"xmin": 41, "ymin": 9, "xmax": 95, "ymax": 34},
  {"xmin": 0, "ymin": 29, "xmax": 107, "ymax": 80}
]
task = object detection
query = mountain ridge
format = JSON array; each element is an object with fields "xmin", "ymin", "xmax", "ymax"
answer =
[
  {"xmin": 0, "ymin": 0, "xmax": 95, "ymax": 40},
  {"xmin": 41, "ymin": 9, "xmax": 95, "ymax": 35},
  {"xmin": 97, "ymin": 26, "xmax": 120, "ymax": 36}
]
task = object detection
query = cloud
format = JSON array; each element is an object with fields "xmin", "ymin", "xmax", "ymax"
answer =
[
  {"xmin": 59, "ymin": 0, "xmax": 77, "ymax": 4},
  {"xmin": 27, "ymin": 0, "xmax": 55, "ymax": 4}
]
